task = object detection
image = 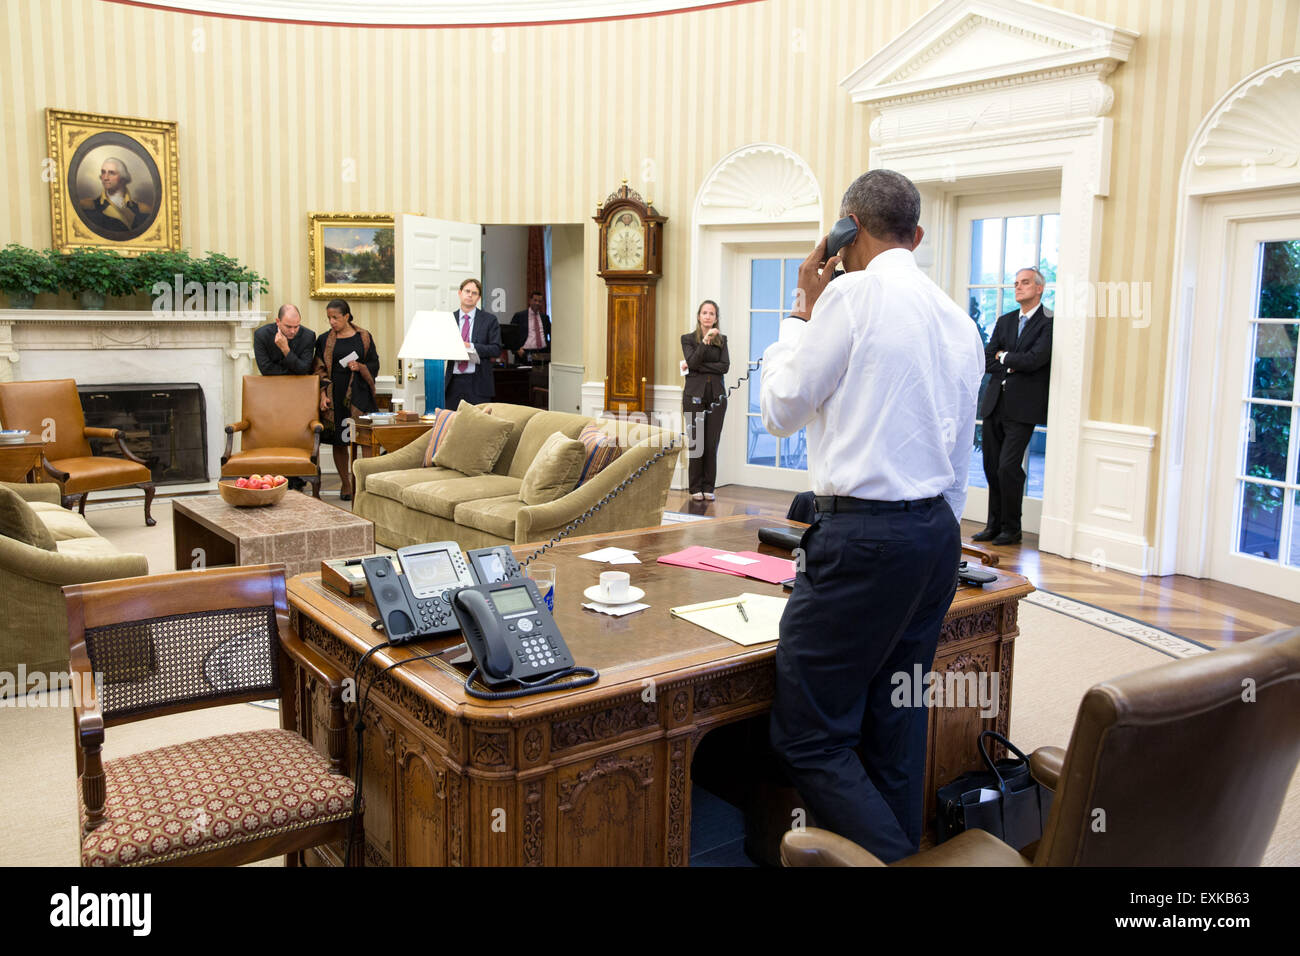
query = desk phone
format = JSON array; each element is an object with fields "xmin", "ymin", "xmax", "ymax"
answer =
[{"xmin": 361, "ymin": 541, "xmax": 578, "ymax": 690}]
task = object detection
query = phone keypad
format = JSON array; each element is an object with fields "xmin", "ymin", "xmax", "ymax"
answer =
[
  {"xmin": 415, "ymin": 595, "xmax": 451, "ymax": 629},
  {"xmin": 516, "ymin": 635, "xmax": 559, "ymax": 669}
]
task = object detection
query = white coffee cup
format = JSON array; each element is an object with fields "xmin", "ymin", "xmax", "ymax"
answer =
[{"xmin": 599, "ymin": 571, "xmax": 631, "ymax": 603}]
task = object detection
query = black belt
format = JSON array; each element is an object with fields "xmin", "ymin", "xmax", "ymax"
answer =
[{"xmin": 813, "ymin": 495, "xmax": 943, "ymax": 514}]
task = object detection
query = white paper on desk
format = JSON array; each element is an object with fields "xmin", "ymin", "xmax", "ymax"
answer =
[
  {"xmin": 337, "ymin": 350, "xmax": 359, "ymax": 368},
  {"xmin": 579, "ymin": 547, "xmax": 639, "ymax": 563},
  {"xmin": 708, "ymin": 553, "xmax": 759, "ymax": 566},
  {"xmin": 670, "ymin": 592, "xmax": 786, "ymax": 646},
  {"xmin": 583, "ymin": 601, "xmax": 649, "ymax": 617}
]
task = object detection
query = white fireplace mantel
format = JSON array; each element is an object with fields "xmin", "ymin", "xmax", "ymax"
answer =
[{"xmin": 0, "ymin": 309, "xmax": 269, "ymax": 481}]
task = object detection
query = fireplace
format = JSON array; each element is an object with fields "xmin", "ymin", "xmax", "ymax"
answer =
[{"xmin": 78, "ymin": 383, "xmax": 209, "ymax": 485}]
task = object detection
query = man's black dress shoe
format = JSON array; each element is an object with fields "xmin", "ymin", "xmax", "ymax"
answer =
[
  {"xmin": 971, "ymin": 527, "xmax": 1000, "ymax": 542},
  {"xmin": 991, "ymin": 531, "xmax": 1022, "ymax": 546}
]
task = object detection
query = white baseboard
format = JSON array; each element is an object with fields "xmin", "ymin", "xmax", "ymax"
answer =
[{"xmin": 1071, "ymin": 523, "xmax": 1157, "ymax": 576}]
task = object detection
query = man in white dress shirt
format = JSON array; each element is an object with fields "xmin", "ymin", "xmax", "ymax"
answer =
[{"xmin": 760, "ymin": 169, "xmax": 985, "ymax": 861}]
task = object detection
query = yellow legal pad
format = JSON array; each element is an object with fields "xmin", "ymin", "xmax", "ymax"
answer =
[{"xmin": 669, "ymin": 592, "xmax": 787, "ymax": 646}]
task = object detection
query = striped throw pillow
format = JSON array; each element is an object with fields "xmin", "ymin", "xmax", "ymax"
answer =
[
  {"xmin": 421, "ymin": 408, "xmax": 459, "ymax": 467},
  {"xmin": 576, "ymin": 422, "xmax": 622, "ymax": 486}
]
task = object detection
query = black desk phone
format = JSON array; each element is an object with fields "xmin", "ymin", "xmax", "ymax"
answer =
[{"xmin": 361, "ymin": 542, "xmax": 584, "ymax": 694}]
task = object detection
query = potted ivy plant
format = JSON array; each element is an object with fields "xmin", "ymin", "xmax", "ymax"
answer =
[
  {"xmin": 0, "ymin": 244, "xmax": 59, "ymax": 308},
  {"xmin": 54, "ymin": 247, "xmax": 138, "ymax": 309}
]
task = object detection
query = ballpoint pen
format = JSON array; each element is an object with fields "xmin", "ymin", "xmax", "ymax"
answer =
[{"xmin": 736, "ymin": 601, "xmax": 748, "ymax": 622}]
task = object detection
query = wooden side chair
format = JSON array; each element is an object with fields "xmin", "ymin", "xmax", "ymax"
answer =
[
  {"xmin": 0, "ymin": 378, "xmax": 156, "ymax": 526},
  {"xmin": 65, "ymin": 564, "xmax": 362, "ymax": 867},
  {"xmin": 222, "ymin": 375, "xmax": 323, "ymax": 497}
]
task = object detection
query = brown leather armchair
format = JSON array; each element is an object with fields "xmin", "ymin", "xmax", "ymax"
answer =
[
  {"xmin": 65, "ymin": 564, "xmax": 362, "ymax": 866},
  {"xmin": 222, "ymin": 375, "xmax": 323, "ymax": 497},
  {"xmin": 0, "ymin": 378, "xmax": 156, "ymax": 526},
  {"xmin": 782, "ymin": 625, "xmax": 1300, "ymax": 867}
]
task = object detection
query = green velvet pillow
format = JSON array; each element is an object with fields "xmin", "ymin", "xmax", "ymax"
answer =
[
  {"xmin": 519, "ymin": 431, "xmax": 587, "ymax": 505},
  {"xmin": 0, "ymin": 484, "xmax": 57, "ymax": 551},
  {"xmin": 432, "ymin": 400, "xmax": 514, "ymax": 476}
]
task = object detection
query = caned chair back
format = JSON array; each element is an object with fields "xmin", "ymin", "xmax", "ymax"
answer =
[
  {"xmin": 64, "ymin": 564, "xmax": 289, "ymax": 727},
  {"xmin": 1035, "ymin": 626, "xmax": 1300, "ymax": 866},
  {"xmin": 0, "ymin": 378, "xmax": 92, "ymax": 460},
  {"xmin": 240, "ymin": 375, "xmax": 319, "ymax": 453}
]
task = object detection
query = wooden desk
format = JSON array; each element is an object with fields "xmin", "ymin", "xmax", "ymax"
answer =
[
  {"xmin": 286, "ymin": 515, "xmax": 1032, "ymax": 866},
  {"xmin": 0, "ymin": 440, "xmax": 48, "ymax": 483}
]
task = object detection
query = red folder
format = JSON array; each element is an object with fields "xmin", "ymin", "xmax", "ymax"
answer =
[
  {"xmin": 699, "ymin": 551, "xmax": 796, "ymax": 584},
  {"xmin": 656, "ymin": 546, "xmax": 748, "ymax": 576}
]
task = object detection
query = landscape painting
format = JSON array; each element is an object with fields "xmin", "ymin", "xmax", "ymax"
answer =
[{"xmin": 308, "ymin": 213, "xmax": 395, "ymax": 299}]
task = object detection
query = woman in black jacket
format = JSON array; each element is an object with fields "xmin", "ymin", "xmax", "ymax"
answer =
[{"xmin": 680, "ymin": 299, "xmax": 729, "ymax": 501}]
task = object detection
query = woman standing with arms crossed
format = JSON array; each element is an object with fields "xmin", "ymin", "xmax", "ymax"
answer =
[
  {"xmin": 313, "ymin": 298, "xmax": 380, "ymax": 501},
  {"xmin": 680, "ymin": 299, "xmax": 729, "ymax": 501}
]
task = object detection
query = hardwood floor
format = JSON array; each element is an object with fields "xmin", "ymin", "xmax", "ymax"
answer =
[{"xmin": 667, "ymin": 485, "xmax": 1299, "ymax": 648}]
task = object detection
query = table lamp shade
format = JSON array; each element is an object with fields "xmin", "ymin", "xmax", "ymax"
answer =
[{"xmin": 398, "ymin": 311, "xmax": 470, "ymax": 362}]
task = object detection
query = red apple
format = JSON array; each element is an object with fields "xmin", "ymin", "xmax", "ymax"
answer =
[
  {"xmin": 249, "ymin": 474, "xmax": 263, "ymax": 483},
  {"xmin": 273, "ymin": 475, "xmax": 287, "ymax": 486},
  {"xmin": 235, "ymin": 478, "xmax": 250, "ymax": 489}
]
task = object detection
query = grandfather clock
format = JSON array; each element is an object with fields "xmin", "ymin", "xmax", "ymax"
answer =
[{"xmin": 594, "ymin": 182, "xmax": 665, "ymax": 414}]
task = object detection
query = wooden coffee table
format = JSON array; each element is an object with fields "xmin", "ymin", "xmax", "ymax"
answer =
[{"xmin": 172, "ymin": 492, "xmax": 374, "ymax": 578}]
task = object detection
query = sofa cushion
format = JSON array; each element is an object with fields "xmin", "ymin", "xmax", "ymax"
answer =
[
  {"xmin": 577, "ymin": 422, "xmax": 624, "ymax": 485},
  {"xmin": 479, "ymin": 403, "xmax": 543, "ymax": 475},
  {"xmin": 36, "ymin": 507, "xmax": 103, "ymax": 542},
  {"xmin": 401, "ymin": 475, "xmax": 524, "ymax": 520},
  {"xmin": 420, "ymin": 407, "xmax": 460, "ymax": 467},
  {"xmin": 367, "ymin": 467, "xmax": 462, "ymax": 503},
  {"xmin": 433, "ymin": 401, "xmax": 513, "ymax": 476},
  {"xmin": 508, "ymin": 411, "xmax": 593, "ymax": 479},
  {"xmin": 520, "ymin": 431, "xmax": 586, "ymax": 505},
  {"xmin": 0, "ymin": 484, "xmax": 57, "ymax": 551},
  {"xmin": 56, "ymin": 535, "xmax": 124, "ymax": 558},
  {"xmin": 453, "ymin": 495, "xmax": 526, "ymax": 541}
]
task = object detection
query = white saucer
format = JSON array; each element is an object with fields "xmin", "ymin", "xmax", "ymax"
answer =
[{"xmin": 584, "ymin": 584, "xmax": 646, "ymax": 605}]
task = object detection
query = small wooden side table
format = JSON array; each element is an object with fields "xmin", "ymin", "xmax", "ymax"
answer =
[
  {"xmin": 348, "ymin": 420, "xmax": 434, "ymax": 473},
  {"xmin": 0, "ymin": 440, "xmax": 48, "ymax": 483}
]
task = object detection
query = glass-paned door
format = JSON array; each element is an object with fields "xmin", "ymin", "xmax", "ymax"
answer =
[
  {"xmin": 723, "ymin": 250, "xmax": 814, "ymax": 492},
  {"xmin": 953, "ymin": 191, "xmax": 1060, "ymax": 530},
  {"xmin": 1211, "ymin": 223, "xmax": 1300, "ymax": 595}
]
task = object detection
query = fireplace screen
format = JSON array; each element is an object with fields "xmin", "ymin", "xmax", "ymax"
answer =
[{"xmin": 78, "ymin": 384, "xmax": 208, "ymax": 485}]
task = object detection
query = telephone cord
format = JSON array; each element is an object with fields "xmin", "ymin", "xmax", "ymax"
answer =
[
  {"xmin": 463, "ymin": 665, "xmax": 600, "ymax": 700},
  {"xmin": 518, "ymin": 359, "xmax": 761, "ymax": 569}
]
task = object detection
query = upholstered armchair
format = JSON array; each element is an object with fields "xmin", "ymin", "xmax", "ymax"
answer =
[
  {"xmin": 222, "ymin": 375, "xmax": 323, "ymax": 497},
  {"xmin": 781, "ymin": 625, "xmax": 1300, "ymax": 867},
  {"xmin": 0, "ymin": 378, "xmax": 156, "ymax": 526},
  {"xmin": 65, "ymin": 564, "xmax": 362, "ymax": 866}
]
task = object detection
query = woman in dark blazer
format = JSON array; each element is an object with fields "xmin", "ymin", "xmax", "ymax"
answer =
[
  {"xmin": 312, "ymin": 298, "xmax": 380, "ymax": 501},
  {"xmin": 680, "ymin": 299, "xmax": 729, "ymax": 501}
]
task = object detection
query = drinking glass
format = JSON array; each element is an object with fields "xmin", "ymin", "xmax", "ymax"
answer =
[{"xmin": 526, "ymin": 562, "xmax": 556, "ymax": 613}]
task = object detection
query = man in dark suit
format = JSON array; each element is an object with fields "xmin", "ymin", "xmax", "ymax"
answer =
[
  {"xmin": 253, "ymin": 303, "xmax": 316, "ymax": 376},
  {"xmin": 972, "ymin": 268, "xmax": 1053, "ymax": 546},
  {"xmin": 510, "ymin": 291, "xmax": 552, "ymax": 363},
  {"xmin": 445, "ymin": 278, "xmax": 502, "ymax": 407}
]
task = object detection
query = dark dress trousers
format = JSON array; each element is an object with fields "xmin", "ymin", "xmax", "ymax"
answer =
[
  {"xmin": 978, "ymin": 304, "xmax": 1052, "ymax": 534},
  {"xmin": 510, "ymin": 309, "xmax": 552, "ymax": 357},
  {"xmin": 253, "ymin": 322, "xmax": 317, "ymax": 376},
  {"xmin": 444, "ymin": 309, "xmax": 503, "ymax": 408},
  {"xmin": 681, "ymin": 332, "xmax": 729, "ymax": 494}
]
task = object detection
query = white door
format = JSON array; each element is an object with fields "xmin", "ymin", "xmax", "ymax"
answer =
[
  {"xmin": 721, "ymin": 249, "xmax": 813, "ymax": 493},
  {"xmin": 1208, "ymin": 219, "xmax": 1300, "ymax": 594},
  {"xmin": 395, "ymin": 215, "xmax": 481, "ymax": 413},
  {"xmin": 952, "ymin": 190, "xmax": 1060, "ymax": 533}
]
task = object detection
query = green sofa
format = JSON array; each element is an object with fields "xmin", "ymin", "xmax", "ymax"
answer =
[
  {"xmin": 352, "ymin": 404, "xmax": 683, "ymax": 551},
  {"xmin": 0, "ymin": 482, "xmax": 150, "ymax": 676}
]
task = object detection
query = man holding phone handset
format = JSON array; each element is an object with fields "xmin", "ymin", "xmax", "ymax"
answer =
[{"xmin": 760, "ymin": 170, "xmax": 984, "ymax": 861}]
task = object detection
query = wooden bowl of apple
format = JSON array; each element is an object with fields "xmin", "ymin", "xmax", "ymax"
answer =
[{"xmin": 218, "ymin": 474, "xmax": 290, "ymax": 507}]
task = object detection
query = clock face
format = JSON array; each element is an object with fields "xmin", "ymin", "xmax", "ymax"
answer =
[{"xmin": 606, "ymin": 212, "xmax": 645, "ymax": 270}]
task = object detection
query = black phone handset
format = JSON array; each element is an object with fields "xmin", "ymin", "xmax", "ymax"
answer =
[{"xmin": 451, "ymin": 578, "xmax": 597, "ymax": 700}]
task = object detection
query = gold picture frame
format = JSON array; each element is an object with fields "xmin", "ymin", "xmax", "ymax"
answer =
[
  {"xmin": 46, "ymin": 108, "xmax": 181, "ymax": 254},
  {"xmin": 308, "ymin": 212, "xmax": 395, "ymax": 300}
]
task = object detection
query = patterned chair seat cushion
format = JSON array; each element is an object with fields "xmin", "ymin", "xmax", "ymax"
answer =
[{"xmin": 80, "ymin": 728, "xmax": 355, "ymax": 866}]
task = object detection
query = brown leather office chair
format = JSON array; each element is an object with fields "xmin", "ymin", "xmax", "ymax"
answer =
[
  {"xmin": 65, "ymin": 564, "xmax": 361, "ymax": 866},
  {"xmin": 0, "ymin": 378, "xmax": 156, "ymax": 526},
  {"xmin": 222, "ymin": 375, "xmax": 323, "ymax": 497},
  {"xmin": 781, "ymin": 625, "xmax": 1300, "ymax": 867}
]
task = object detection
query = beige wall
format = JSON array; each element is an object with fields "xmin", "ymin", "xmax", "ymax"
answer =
[{"xmin": 2, "ymin": 0, "xmax": 1298, "ymax": 442}]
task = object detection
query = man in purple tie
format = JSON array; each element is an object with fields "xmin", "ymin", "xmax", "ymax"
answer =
[
  {"xmin": 445, "ymin": 278, "xmax": 503, "ymax": 408},
  {"xmin": 510, "ymin": 291, "xmax": 552, "ymax": 363}
]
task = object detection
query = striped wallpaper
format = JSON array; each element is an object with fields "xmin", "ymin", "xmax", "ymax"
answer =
[{"xmin": 2, "ymin": 0, "xmax": 1298, "ymax": 437}]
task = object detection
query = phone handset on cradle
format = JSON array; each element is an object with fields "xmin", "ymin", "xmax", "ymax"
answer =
[{"xmin": 362, "ymin": 542, "xmax": 596, "ymax": 699}]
